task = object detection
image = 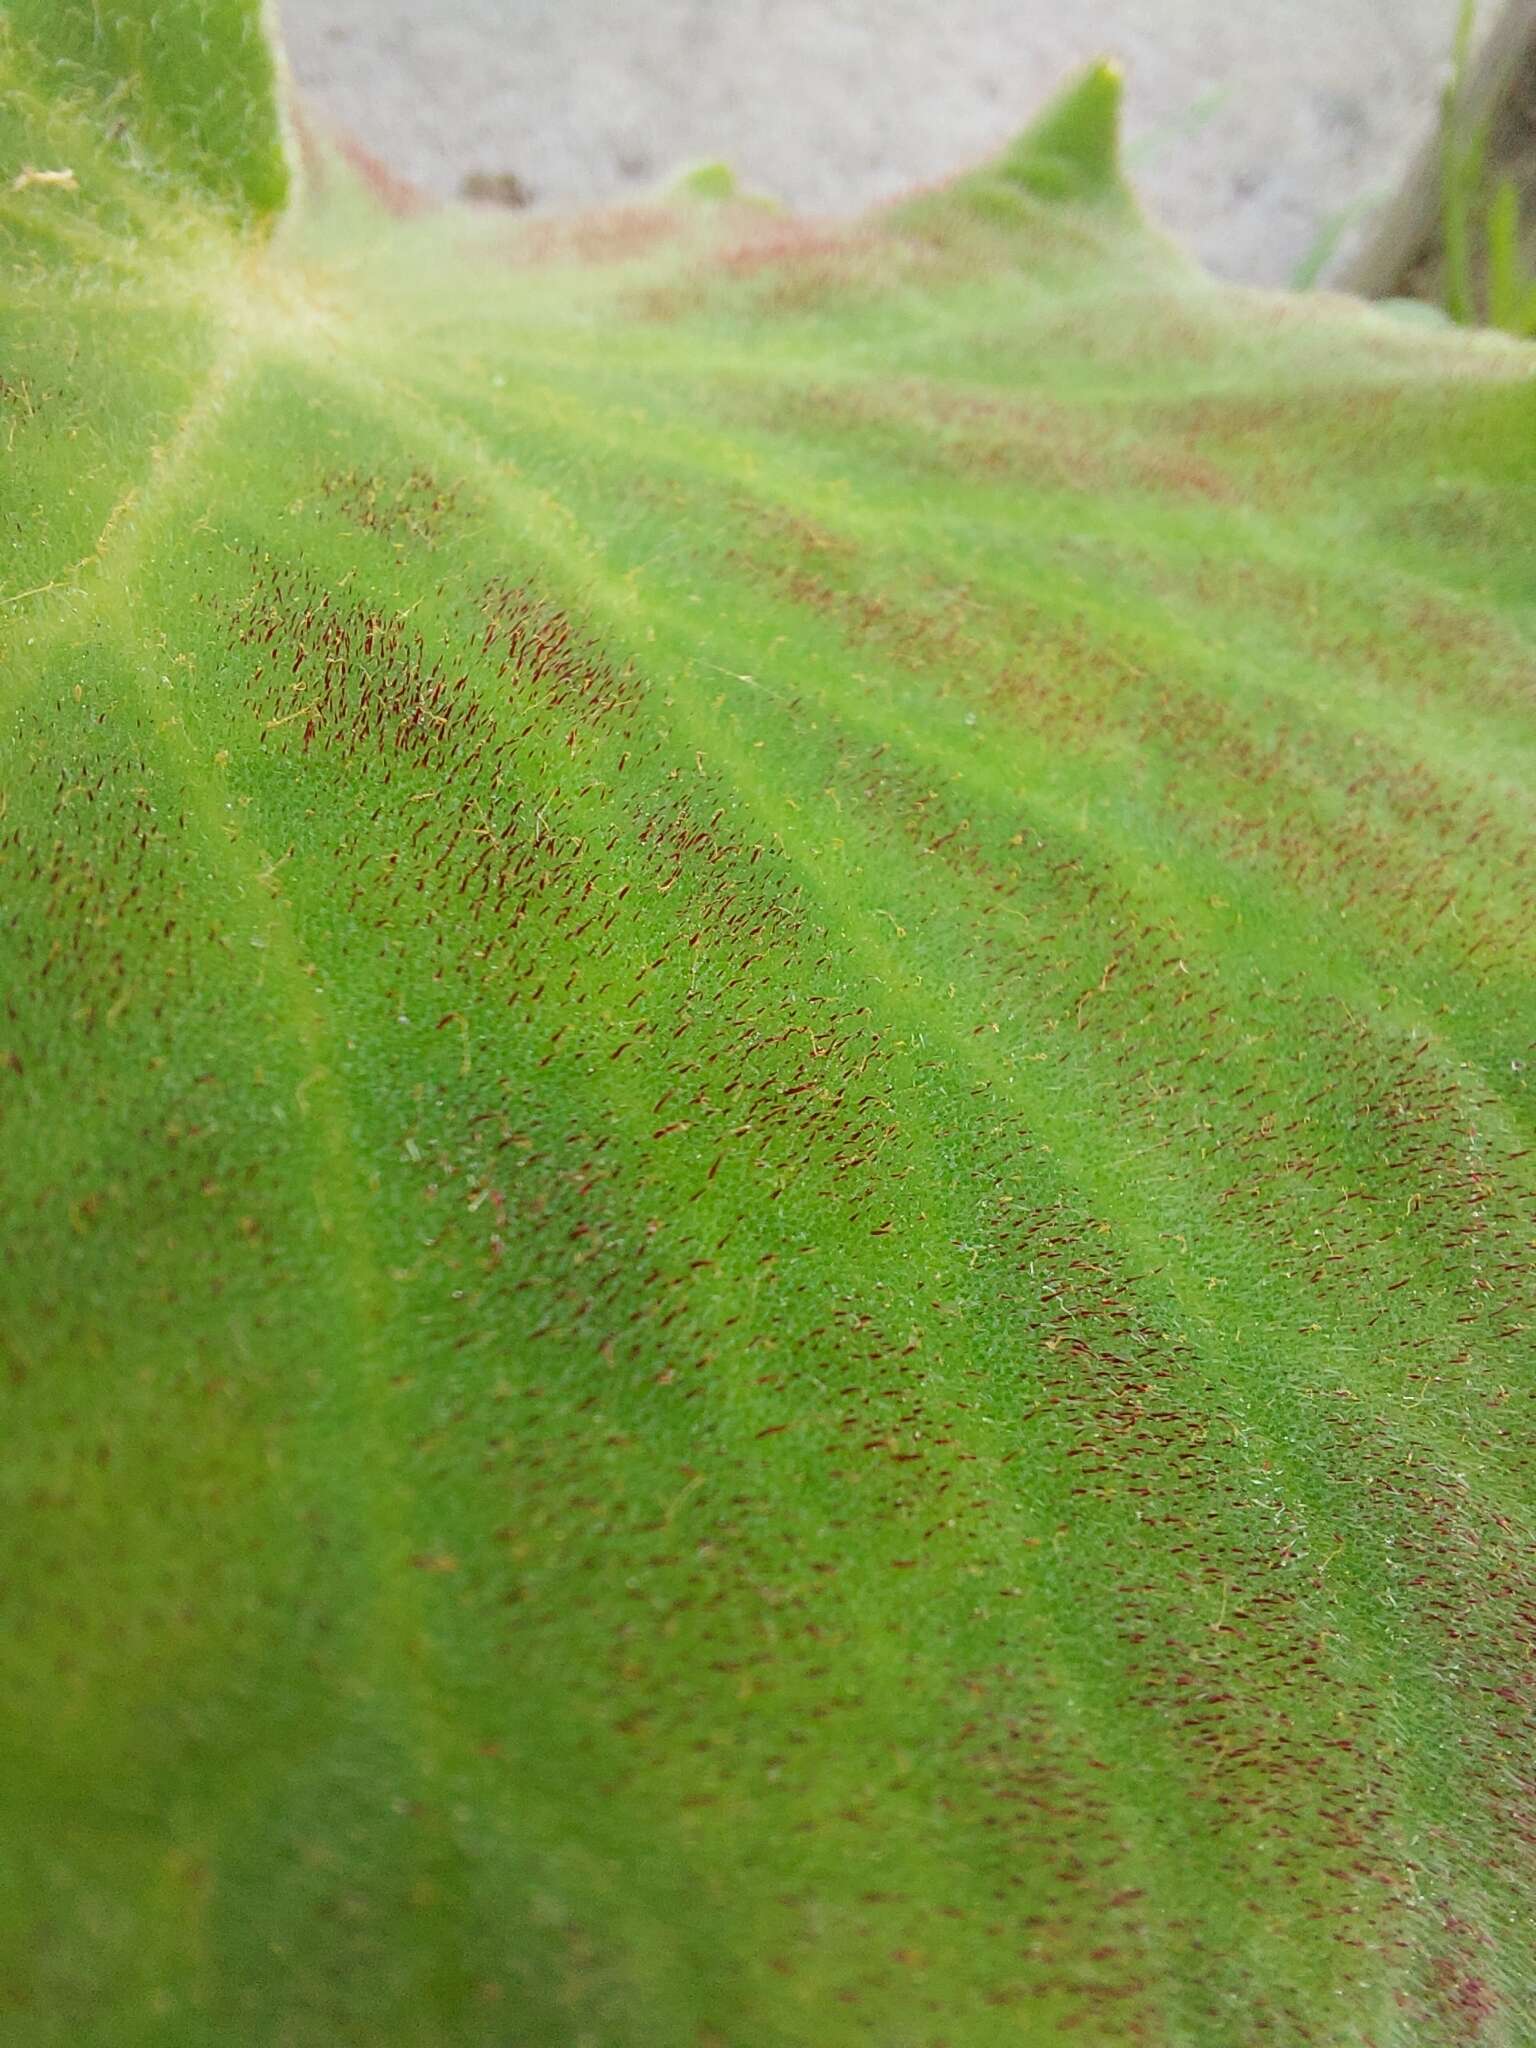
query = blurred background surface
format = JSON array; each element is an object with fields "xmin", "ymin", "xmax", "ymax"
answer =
[{"xmin": 276, "ymin": 1, "xmax": 1495, "ymax": 287}]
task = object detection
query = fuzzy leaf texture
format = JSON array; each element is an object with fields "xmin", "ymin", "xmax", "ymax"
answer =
[{"xmin": 3, "ymin": 5, "xmax": 1535, "ymax": 2044}]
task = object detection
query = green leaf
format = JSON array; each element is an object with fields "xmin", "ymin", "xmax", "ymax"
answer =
[
  {"xmin": 2, "ymin": 0, "xmax": 288, "ymax": 220},
  {"xmin": 4, "ymin": 6, "xmax": 1536, "ymax": 2046}
]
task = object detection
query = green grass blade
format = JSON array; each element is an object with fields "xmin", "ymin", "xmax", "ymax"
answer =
[
  {"xmin": 1486, "ymin": 173, "xmax": 1528, "ymax": 329},
  {"xmin": 1440, "ymin": 0, "xmax": 1483, "ymax": 323},
  {"xmin": 1289, "ymin": 190, "xmax": 1381, "ymax": 289}
]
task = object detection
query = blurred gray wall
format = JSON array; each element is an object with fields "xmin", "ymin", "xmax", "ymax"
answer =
[{"xmin": 278, "ymin": 0, "xmax": 1470, "ymax": 284}]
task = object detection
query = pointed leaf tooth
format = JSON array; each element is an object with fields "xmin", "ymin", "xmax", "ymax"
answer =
[{"xmin": 990, "ymin": 59, "xmax": 1128, "ymax": 206}]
